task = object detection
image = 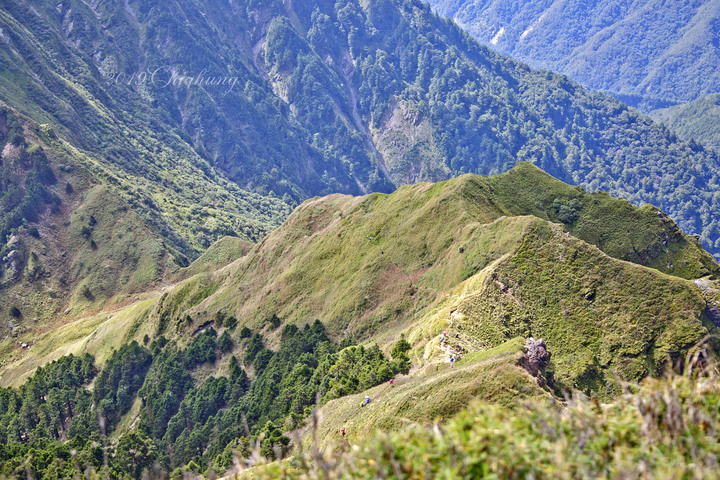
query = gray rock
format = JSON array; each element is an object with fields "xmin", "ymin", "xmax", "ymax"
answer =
[{"xmin": 520, "ymin": 337, "xmax": 551, "ymax": 386}]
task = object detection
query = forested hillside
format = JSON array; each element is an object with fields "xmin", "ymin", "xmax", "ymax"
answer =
[
  {"xmin": 0, "ymin": 322, "xmax": 414, "ymax": 478},
  {"xmin": 651, "ymin": 93, "xmax": 720, "ymax": 151},
  {"xmin": 428, "ymin": 0, "xmax": 720, "ymax": 110},
  {"xmin": 2, "ymin": 0, "xmax": 720, "ymax": 266},
  {"xmin": 0, "ymin": 105, "xmax": 290, "ymax": 353}
]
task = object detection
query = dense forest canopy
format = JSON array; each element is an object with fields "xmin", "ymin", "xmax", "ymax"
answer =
[
  {"xmin": 0, "ymin": 322, "xmax": 411, "ymax": 478},
  {"xmin": 1, "ymin": 0, "xmax": 719, "ymax": 258}
]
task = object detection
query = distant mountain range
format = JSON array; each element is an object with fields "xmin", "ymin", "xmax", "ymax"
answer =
[{"xmin": 427, "ymin": 0, "xmax": 720, "ymax": 111}]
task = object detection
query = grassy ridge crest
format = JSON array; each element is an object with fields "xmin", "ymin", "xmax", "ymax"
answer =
[{"xmin": 3, "ymin": 165, "xmax": 717, "ymax": 397}]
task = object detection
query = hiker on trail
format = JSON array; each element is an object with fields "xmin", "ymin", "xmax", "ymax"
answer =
[
  {"xmin": 450, "ymin": 354, "xmax": 455, "ymax": 368},
  {"xmin": 389, "ymin": 378, "xmax": 393, "ymax": 385},
  {"xmin": 365, "ymin": 396, "xmax": 371, "ymax": 405},
  {"xmin": 341, "ymin": 428, "xmax": 346, "ymax": 436},
  {"xmin": 440, "ymin": 331, "xmax": 446, "ymax": 343}
]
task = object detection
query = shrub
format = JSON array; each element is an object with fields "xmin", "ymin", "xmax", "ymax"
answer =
[
  {"xmin": 184, "ymin": 329, "xmax": 217, "ymax": 368},
  {"xmin": 224, "ymin": 316, "xmax": 238, "ymax": 330},
  {"xmin": 553, "ymin": 198, "xmax": 581, "ymax": 224},
  {"xmin": 9, "ymin": 133, "xmax": 23, "ymax": 146},
  {"xmin": 218, "ymin": 331, "xmax": 233, "ymax": 353},
  {"xmin": 391, "ymin": 337, "xmax": 411, "ymax": 359},
  {"xmin": 267, "ymin": 314, "xmax": 281, "ymax": 329},
  {"xmin": 214, "ymin": 311, "xmax": 226, "ymax": 327}
]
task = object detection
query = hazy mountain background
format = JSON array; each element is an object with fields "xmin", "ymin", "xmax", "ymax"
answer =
[
  {"xmin": 427, "ymin": 0, "xmax": 720, "ymax": 109},
  {"xmin": 427, "ymin": 0, "xmax": 720, "ymax": 152}
]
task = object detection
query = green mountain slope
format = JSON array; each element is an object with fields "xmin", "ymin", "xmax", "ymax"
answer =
[
  {"xmin": 190, "ymin": 165, "xmax": 716, "ymax": 391},
  {"xmin": 296, "ymin": 337, "xmax": 549, "ymax": 448},
  {"xmin": 0, "ymin": 166, "xmax": 718, "ymax": 477},
  {"xmin": 2, "ymin": 0, "xmax": 720, "ymax": 263},
  {"xmin": 0, "ymin": 106, "xmax": 290, "ymax": 361},
  {"xmin": 427, "ymin": 0, "xmax": 720, "ymax": 109},
  {"xmin": 651, "ymin": 93, "xmax": 720, "ymax": 151},
  {"xmin": 0, "ymin": 108, "xmax": 175, "ymax": 359},
  {"xmin": 6, "ymin": 164, "xmax": 715, "ymax": 386},
  {"xmin": 251, "ymin": 367, "xmax": 720, "ymax": 479}
]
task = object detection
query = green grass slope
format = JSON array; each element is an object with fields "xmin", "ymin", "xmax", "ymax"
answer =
[
  {"xmin": 249, "ymin": 365, "xmax": 720, "ymax": 479},
  {"xmin": 143, "ymin": 165, "xmax": 718, "ymax": 390},
  {"xmin": 295, "ymin": 337, "xmax": 548, "ymax": 449},
  {"xmin": 175, "ymin": 236, "xmax": 254, "ymax": 280},
  {"xmin": 2, "ymin": 165, "xmax": 718, "ymax": 397},
  {"xmin": 488, "ymin": 163, "xmax": 719, "ymax": 280},
  {"xmin": 0, "ymin": 297, "xmax": 159, "ymax": 387},
  {"xmin": 411, "ymin": 217, "xmax": 711, "ymax": 397},
  {"xmin": 0, "ymin": 109, "xmax": 186, "ymax": 367},
  {"xmin": 199, "ymin": 165, "xmax": 716, "ymax": 341}
]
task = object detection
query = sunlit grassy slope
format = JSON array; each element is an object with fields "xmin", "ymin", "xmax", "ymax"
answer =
[
  {"xmin": 2, "ymin": 164, "xmax": 718, "ymax": 398},
  {"xmin": 294, "ymin": 337, "xmax": 549, "ymax": 449},
  {"xmin": 0, "ymin": 106, "xmax": 285, "ymax": 371},
  {"xmin": 247, "ymin": 363, "xmax": 720, "ymax": 479}
]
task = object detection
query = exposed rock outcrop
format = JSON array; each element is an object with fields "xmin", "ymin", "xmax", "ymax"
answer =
[{"xmin": 520, "ymin": 338, "xmax": 551, "ymax": 387}]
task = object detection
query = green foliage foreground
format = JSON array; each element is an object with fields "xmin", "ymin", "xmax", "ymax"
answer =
[{"xmin": 249, "ymin": 358, "xmax": 720, "ymax": 479}]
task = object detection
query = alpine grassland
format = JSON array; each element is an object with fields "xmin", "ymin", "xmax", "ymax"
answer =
[
  {"xmin": 246, "ymin": 354, "xmax": 720, "ymax": 479},
  {"xmin": 0, "ymin": 165, "xmax": 719, "ymax": 478}
]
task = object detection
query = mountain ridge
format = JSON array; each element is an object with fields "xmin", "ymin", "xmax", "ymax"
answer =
[
  {"xmin": 427, "ymin": 0, "xmax": 720, "ymax": 109},
  {"xmin": 0, "ymin": 164, "xmax": 718, "ymax": 477},
  {"xmin": 3, "ymin": 163, "xmax": 716, "ymax": 387}
]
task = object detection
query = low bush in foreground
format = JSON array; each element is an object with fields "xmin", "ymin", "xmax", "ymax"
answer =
[{"xmin": 244, "ymin": 358, "xmax": 720, "ymax": 479}]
